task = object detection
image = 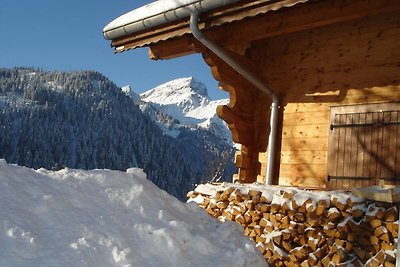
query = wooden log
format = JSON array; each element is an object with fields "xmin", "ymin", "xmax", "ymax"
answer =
[
  {"xmin": 254, "ymin": 225, "xmax": 263, "ymax": 236},
  {"xmin": 256, "ymin": 242, "xmax": 266, "ymax": 254},
  {"xmin": 305, "ymin": 215, "xmax": 319, "ymax": 228},
  {"xmin": 335, "ymin": 239, "xmax": 353, "ymax": 252},
  {"xmin": 308, "ymin": 237, "xmax": 319, "ymax": 251},
  {"xmin": 228, "ymin": 204, "xmax": 243, "ymax": 216},
  {"xmin": 383, "ymin": 207, "xmax": 398, "ymax": 222},
  {"xmin": 386, "ymin": 221, "xmax": 398, "ymax": 237},
  {"xmin": 327, "ymin": 207, "xmax": 342, "ymax": 221},
  {"xmin": 324, "ymin": 229, "xmax": 336, "ymax": 238},
  {"xmin": 244, "ymin": 200, "xmax": 254, "ymax": 211},
  {"xmin": 384, "ymin": 262, "xmax": 395, "ymax": 267},
  {"xmin": 297, "ymin": 223, "xmax": 306, "ymax": 234},
  {"xmin": 255, "ymin": 203, "xmax": 269, "ymax": 213},
  {"xmin": 244, "ymin": 226, "xmax": 252, "ymax": 236},
  {"xmin": 220, "ymin": 187, "xmax": 235, "ymax": 200},
  {"xmin": 264, "ymin": 223, "xmax": 274, "ymax": 233},
  {"xmin": 248, "ymin": 189, "xmax": 261, "ymax": 198},
  {"xmin": 365, "ymin": 257, "xmax": 380, "ymax": 267},
  {"xmin": 213, "ymin": 191, "xmax": 222, "ymax": 201},
  {"xmin": 255, "ymin": 234, "xmax": 266, "ymax": 244},
  {"xmin": 353, "ymin": 246, "xmax": 367, "ymax": 261},
  {"xmin": 380, "ymin": 241, "xmax": 394, "ymax": 251},
  {"xmin": 235, "ymin": 214, "xmax": 246, "ymax": 225},
  {"xmin": 324, "ymin": 221, "xmax": 336, "ymax": 230},
  {"xmin": 259, "ymin": 218, "xmax": 270, "ymax": 228},
  {"xmin": 334, "ymin": 230, "xmax": 348, "ymax": 241},
  {"xmin": 374, "ymin": 226, "xmax": 388, "ymax": 238},
  {"xmin": 280, "ymin": 215, "xmax": 290, "ymax": 229},
  {"xmin": 272, "ymin": 233, "xmax": 282, "ymax": 246},
  {"xmin": 308, "ymin": 252, "xmax": 320, "ymax": 266},
  {"xmin": 264, "ymin": 248, "xmax": 273, "ymax": 258},
  {"xmin": 262, "ymin": 212, "xmax": 270, "ymax": 220},
  {"xmin": 332, "ymin": 197, "xmax": 347, "ymax": 211},
  {"xmin": 340, "ymin": 211, "xmax": 351, "ymax": 218},
  {"xmin": 288, "ymin": 253, "xmax": 298, "ymax": 263},
  {"xmin": 375, "ymin": 208, "xmax": 386, "ymax": 220},
  {"xmin": 351, "ymin": 258, "xmax": 364, "ymax": 267},
  {"xmin": 281, "ymin": 229, "xmax": 292, "ymax": 241},
  {"xmin": 252, "ymin": 195, "xmax": 261, "ymax": 204},
  {"xmin": 216, "ymin": 200, "xmax": 229, "ymax": 209},
  {"xmin": 270, "ymin": 203, "xmax": 281, "ymax": 214},
  {"xmin": 228, "ymin": 189, "xmax": 243, "ymax": 203},
  {"xmin": 313, "ymin": 244, "xmax": 328, "ymax": 260},
  {"xmin": 248, "ymin": 221, "xmax": 258, "ymax": 228},
  {"xmin": 293, "ymin": 235, "xmax": 308, "ymax": 246},
  {"xmin": 287, "ymin": 210, "xmax": 296, "ymax": 220},
  {"xmin": 378, "ymin": 232, "xmax": 391, "ymax": 243},
  {"xmin": 208, "ymin": 199, "xmax": 217, "ymax": 209},
  {"xmin": 337, "ymin": 222, "xmax": 348, "ymax": 234},
  {"xmin": 294, "ymin": 212, "xmax": 306, "ymax": 222},
  {"xmin": 186, "ymin": 191, "xmax": 197, "ymax": 198},
  {"xmin": 351, "ymin": 208, "xmax": 365, "ymax": 218},
  {"xmin": 270, "ymin": 214, "xmax": 282, "ymax": 227},
  {"xmin": 316, "ymin": 205, "xmax": 326, "ymax": 216},
  {"xmin": 248, "ymin": 210, "xmax": 262, "ymax": 221},
  {"xmin": 369, "ymin": 218, "xmax": 383, "ymax": 229},
  {"xmin": 290, "ymin": 245, "xmax": 311, "ymax": 262},
  {"xmin": 331, "ymin": 247, "xmax": 347, "ymax": 264},
  {"xmin": 282, "ymin": 190, "xmax": 295, "ymax": 199},
  {"xmin": 222, "ymin": 210, "xmax": 234, "ymax": 221},
  {"xmin": 281, "ymin": 240, "xmax": 293, "ymax": 253},
  {"xmin": 244, "ymin": 211, "xmax": 253, "ymax": 224},
  {"xmin": 320, "ymin": 254, "xmax": 333, "ymax": 267},
  {"xmin": 250, "ymin": 230, "xmax": 258, "ymax": 239}
]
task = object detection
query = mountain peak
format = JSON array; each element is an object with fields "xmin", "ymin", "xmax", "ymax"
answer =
[
  {"xmin": 140, "ymin": 77, "xmax": 209, "ymax": 104},
  {"xmin": 139, "ymin": 77, "xmax": 231, "ymax": 143},
  {"xmin": 185, "ymin": 77, "xmax": 208, "ymax": 96}
]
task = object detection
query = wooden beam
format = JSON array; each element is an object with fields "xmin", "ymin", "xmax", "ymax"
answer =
[
  {"xmin": 207, "ymin": 0, "xmax": 400, "ymax": 47},
  {"xmin": 148, "ymin": 36, "xmax": 197, "ymax": 60},
  {"xmin": 119, "ymin": 0, "xmax": 400, "ymax": 56}
]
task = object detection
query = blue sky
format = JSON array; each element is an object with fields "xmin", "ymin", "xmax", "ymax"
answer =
[{"xmin": 0, "ymin": 0, "xmax": 227, "ymax": 99}]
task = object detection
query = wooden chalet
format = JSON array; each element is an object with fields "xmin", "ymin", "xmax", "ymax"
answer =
[{"xmin": 104, "ymin": 0, "xmax": 400, "ymax": 190}]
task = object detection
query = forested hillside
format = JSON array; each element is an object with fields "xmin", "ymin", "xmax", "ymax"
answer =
[{"xmin": 0, "ymin": 67, "xmax": 235, "ymax": 199}]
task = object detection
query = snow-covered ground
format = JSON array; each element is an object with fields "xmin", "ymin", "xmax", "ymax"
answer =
[{"xmin": 0, "ymin": 160, "xmax": 266, "ymax": 267}]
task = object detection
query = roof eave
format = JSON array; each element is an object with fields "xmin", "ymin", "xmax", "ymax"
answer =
[{"xmin": 107, "ymin": 0, "xmax": 311, "ymax": 54}]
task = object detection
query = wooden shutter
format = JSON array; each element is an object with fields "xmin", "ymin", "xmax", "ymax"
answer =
[{"xmin": 327, "ymin": 103, "xmax": 400, "ymax": 189}]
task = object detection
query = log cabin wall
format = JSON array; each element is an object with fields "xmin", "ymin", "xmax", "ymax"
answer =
[{"xmin": 254, "ymin": 9, "xmax": 400, "ymax": 188}]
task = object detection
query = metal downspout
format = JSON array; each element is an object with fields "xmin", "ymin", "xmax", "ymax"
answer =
[{"xmin": 190, "ymin": 10, "xmax": 279, "ymax": 185}]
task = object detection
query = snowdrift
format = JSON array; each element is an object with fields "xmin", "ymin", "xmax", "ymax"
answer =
[{"xmin": 0, "ymin": 160, "xmax": 266, "ymax": 267}]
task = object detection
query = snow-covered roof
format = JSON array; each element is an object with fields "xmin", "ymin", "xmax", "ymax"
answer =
[
  {"xmin": 103, "ymin": 0, "xmax": 312, "ymax": 53},
  {"xmin": 103, "ymin": 0, "xmax": 244, "ymax": 40}
]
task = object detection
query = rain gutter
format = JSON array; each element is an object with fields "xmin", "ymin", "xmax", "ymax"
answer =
[
  {"xmin": 103, "ymin": 0, "xmax": 244, "ymax": 40},
  {"xmin": 190, "ymin": 10, "xmax": 279, "ymax": 186}
]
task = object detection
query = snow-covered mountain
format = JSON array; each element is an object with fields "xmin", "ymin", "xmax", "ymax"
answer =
[
  {"xmin": 0, "ymin": 67, "xmax": 236, "ymax": 200},
  {"xmin": 138, "ymin": 77, "xmax": 231, "ymax": 143}
]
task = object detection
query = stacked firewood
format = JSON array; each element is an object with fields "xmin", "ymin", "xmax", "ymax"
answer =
[{"xmin": 187, "ymin": 184, "xmax": 398, "ymax": 266}]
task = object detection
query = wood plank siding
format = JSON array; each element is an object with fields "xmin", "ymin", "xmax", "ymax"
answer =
[{"xmin": 254, "ymin": 9, "xmax": 400, "ymax": 188}]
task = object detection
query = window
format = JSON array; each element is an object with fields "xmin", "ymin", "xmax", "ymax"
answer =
[{"xmin": 327, "ymin": 103, "xmax": 400, "ymax": 189}]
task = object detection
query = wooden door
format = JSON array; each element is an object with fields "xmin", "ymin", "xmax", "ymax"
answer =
[{"xmin": 327, "ymin": 103, "xmax": 400, "ymax": 189}]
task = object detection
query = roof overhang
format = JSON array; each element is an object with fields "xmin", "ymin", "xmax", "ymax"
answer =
[{"xmin": 103, "ymin": 0, "xmax": 310, "ymax": 53}]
